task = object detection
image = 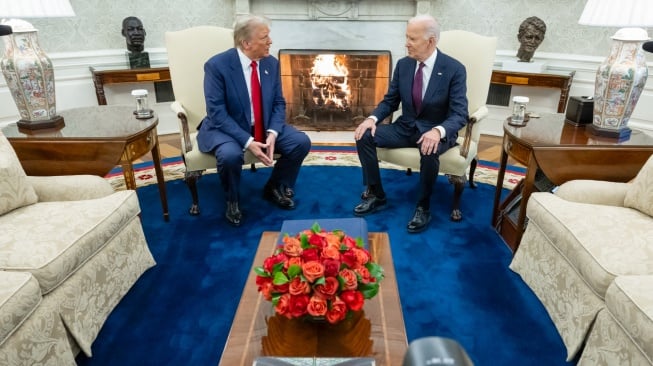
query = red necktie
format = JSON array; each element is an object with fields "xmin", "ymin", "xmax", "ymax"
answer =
[
  {"xmin": 412, "ymin": 62, "xmax": 425, "ymax": 113},
  {"xmin": 250, "ymin": 61, "xmax": 264, "ymax": 142}
]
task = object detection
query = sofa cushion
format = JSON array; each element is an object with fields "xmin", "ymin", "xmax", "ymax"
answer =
[
  {"xmin": 526, "ymin": 192, "xmax": 653, "ymax": 298},
  {"xmin": 0, "ymin": 133, "xmax": 37, "ymax": 215},
  {"xmin": 624, "ymin": 154, "xmax": 653, "ymax": 217},
  {"xmin": 604, "ymin": 275, "xmax": 653, "ymax": 359},
  {"xmin": 0, "ymin": 271, "xmax": 41, "ymax": 346},
  {"xmin": 0, "ymin": 190, "xmax": 141, "ymax": 294}
]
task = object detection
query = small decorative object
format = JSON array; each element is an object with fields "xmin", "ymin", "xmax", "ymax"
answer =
[
  {"xmin": 131, "ymin": 89, "xmax": 152, "ymax": 118},
  {"xmin": 121, "ymin": 16, "xmax": 150, "ymax": 69},
  {"xmin": 510, "ymin": 96, "xmax": 529, "ymax": 126},
  {"xmin": 516, "ymin": 16, "xmax": 546, "ymax": 63},
  {"xmin": 254, "ymin": 223, "xmax": 384, "ymax": 325}
]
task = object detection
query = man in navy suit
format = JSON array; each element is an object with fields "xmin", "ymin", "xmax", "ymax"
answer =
[
  {"xmin": 353, "ymin": 15, "xmax": 468, "ymax": 233},
  {"xmin": 197, "ymin": 14, "xmax": 311, "ymax": 226}
]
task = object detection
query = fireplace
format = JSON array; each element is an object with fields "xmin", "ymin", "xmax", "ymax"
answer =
[{"xmin": 279, "ymin": 49, "xmax": 392, "ymax": 131}]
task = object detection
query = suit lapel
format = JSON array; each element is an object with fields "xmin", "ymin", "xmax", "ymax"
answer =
[
  {"xmin": 227, "ymin": 50, "xmax": 252, "ymax": 122},
  {"xmin": 423, "ymin": 52, "xmax": 446, "ymax": 105}
]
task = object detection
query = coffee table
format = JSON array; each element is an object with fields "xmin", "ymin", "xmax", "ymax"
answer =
[
  {"xmin": 219, "ymin": 231, "xmax": 407, "ymax": 365},
  {"xmin": 2, "ymin": 105, "xmax": 169, "ymax": 221}
]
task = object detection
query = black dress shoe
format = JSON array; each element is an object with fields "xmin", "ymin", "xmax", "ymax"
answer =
[
  {"xmin": 407, "ymin": 207, "xmax": 431, "ymax": 233},
  {"xmin": 225, "ymin": 201, "xmax": 242, "ymax": 226},
  {"xmin": 353, "ymin": 193, "xmax": 387, "ymax": 216},
  {"xmin": 281, "ymin": 185, "xmax": 294, "ymax": 198},
  {"xmin": 263, "ymin": 184, "xmax": 296, "ymax": 210}
]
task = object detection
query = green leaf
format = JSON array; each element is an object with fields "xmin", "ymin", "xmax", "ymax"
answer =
[
  {"xmin": 314, "ymin": 276, "xmax": 326, "ymax": 285},
  {"xmin": 272, "ymin": 271, "xmax": 289, "ymax": 285},
  {"xmin": 311, "ymin": 222, "xmax": 321, "ymax": 233},
  {"xmin": 254, "ymin": 267, "xmax": 269, "ymax": 277},
  {"xmin": 359, "ymin": 283, "xmax": 379, "ymax": 299},
  {"xmin": 356, "ymin": 237, "xmax": 365, "ymax": 248},
  {"xmin": 272, "ymin": 261, "xmax": 285, "ymax": 274},
  {"xmin": 366, "ymin": 262, "xmax": 385, "ymax": 280},
  {"xmin": 288, "ymin": 264, "xmax": 301, "ymax": 278},
  {"xmin": 300, "ymin": 233, "xmax": 310, "ymax": 249}
]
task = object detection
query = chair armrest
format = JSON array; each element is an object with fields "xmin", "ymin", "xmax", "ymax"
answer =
[
  {"xmin": 26, "ymin": 175, "xmax": 115, "ymax": 202},
  {"xmin": 170, "ymin": 101, "xmax": 194, "ymax": 153},
  {"xmin": 459, "ymin": 105, "xmax": 488, "ymax": 158},
  {"xmin": 554, "ymin": 179, "xmax": 629, "ymax": 207}
]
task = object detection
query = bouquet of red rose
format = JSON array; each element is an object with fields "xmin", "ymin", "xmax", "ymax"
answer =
[{"xmin": 254, "ymin": 223, "xmax": 384, "ymax": 324}]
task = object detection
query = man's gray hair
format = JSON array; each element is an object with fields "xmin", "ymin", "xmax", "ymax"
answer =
[
  {"xmin": 233, "ymin": 14, "xmax": 271, "ymax": 49},
  {"xmin": 409, "ymin": 14, "xmax": 440, "ymax": 41}
]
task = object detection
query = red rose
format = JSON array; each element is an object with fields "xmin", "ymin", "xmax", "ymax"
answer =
[
  {"xmin": 307, "ymin": 295, "xmax": 328, "ymax": 317},
  {"xmin": 289, "ymin": 294, "xmax": 310, "ymax": 318},
  {"xmin": 302, "ymin": 260, "xmax": 325, "ymax": 283},
  {"xmin": 322, "ymin": 259, "xmax": 341, "ymax": 277},
  {"xmin": 340, "ymin": 290, "xmax": 365, "ymax": 311},
  {"xmin": 341, "ymin": 250, "xmax": 358, "ymax": 268},
  {"xmin": 275, "ymin": 293, "xmax": 291, "ymax": 318},
  {"xmin": 255, "ymin": 276, "xmax": 273, "ymax": 300},
  {"xmin": 301, "ymin": 248, "xmax": 319, "ymax": 262},
  {"xmin": 315, "ymin": 276, "xmax": 339, "ymax": 298},
  {"xmin": 308, "ymin": 232, "xmax": 326, "ymax": 248},
  {"xmin": 272, "ymin": 282, "xmax": 289, "ymax": 294},
  {"xmin": 354, "ymin": 267, "xmax": 371, "ymax": 284},
  {"xmin": 289, "ymin": 276, "xmax": 310, "ymax": 296},
  {"xmin": 264, "ymin": 252, "xmax": 287, "ymax": 273},
  {"xmin": 339, "ymin": 268, "xmax": 358, "ymax": 290},
  {"xmin": 326, "ymin": 296, "xmax": 348, "ymax": 324},
  {"xmin": 343, "ymin": 235, "xmax": 357, "ymax": 249}
]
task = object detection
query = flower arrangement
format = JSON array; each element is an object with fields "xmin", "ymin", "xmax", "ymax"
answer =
[{"xmin": 254, "ymin": 223, "xmax": 384, "ymax": 324}]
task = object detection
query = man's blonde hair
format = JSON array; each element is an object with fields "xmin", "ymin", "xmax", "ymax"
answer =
[{"xmin": 233, "ymin": 14, "xmax": 271, "ymax": 49}]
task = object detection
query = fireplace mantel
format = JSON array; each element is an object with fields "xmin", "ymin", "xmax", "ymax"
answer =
[{"xmin": 236, "ymin": 0, "xmax": 431, "ymax": 20}]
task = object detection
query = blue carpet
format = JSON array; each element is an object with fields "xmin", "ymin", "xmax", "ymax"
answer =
[{"xmin": 77, "ymin": 166, "xmax": 571, "ymax": 366}]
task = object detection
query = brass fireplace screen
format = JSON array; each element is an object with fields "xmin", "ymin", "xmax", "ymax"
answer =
[{"xmin": 279, "ymin": 49, "xmax": 392, "ymax": 131}]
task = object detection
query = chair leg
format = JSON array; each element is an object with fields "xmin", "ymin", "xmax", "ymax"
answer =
[
  {"xmin": 184, "ymin": 170, "xmax": 203, "ymax": 216},
  {"xmin": 468, "ymin": 156, "xmax": 478, "ymax": 189},
  {"xmin": 406, "ymin": 168, "xmax": 413, "ymax": 176},
  {"xmin": 250, "ymin": 163, "xmax": 257, "ymax": 172},
  {"xmin": 447, "ymin": 174, "xmax": 466, "ymax": 222}
]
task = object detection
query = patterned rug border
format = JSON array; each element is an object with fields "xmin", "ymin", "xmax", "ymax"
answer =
[{"xmin": 105, "ymin": 149, "xmax": 525, "ymax": 191}]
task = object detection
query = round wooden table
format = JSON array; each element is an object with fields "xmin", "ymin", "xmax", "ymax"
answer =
[{"xmin": 2, "ymin": 105, "xmax": 169, "ymax": 221}]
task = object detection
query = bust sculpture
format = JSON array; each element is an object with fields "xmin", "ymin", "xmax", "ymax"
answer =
[
  {"xmin": 121, "ymin": 16, "xmax": 150, "ymax": 68},
  {"xmin": 516, "ymin": 16, "xmax": 546, "ymax": 63}
]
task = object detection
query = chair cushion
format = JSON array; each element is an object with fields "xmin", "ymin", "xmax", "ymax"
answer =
[
  {"xmin": 0, "ymin": 190, "xmax": 141, "ymax": 294},
  {"xmin": 605, "ymin": 275, "xmax": 653, "ymax": 359},
  {"xmin": 624, "ymin": 154, "xmax": 653, "ymax": 217},
  {"xmin": 526, "ymin": 192, "xmax": 653, "ymax": 298},
  {"xmin": 0, "ymin": 133, "xmax": 37, "ymax": 215},
  {"xmin": 0, "ymin": 271, "xmax": 41, "ymax": 345}
]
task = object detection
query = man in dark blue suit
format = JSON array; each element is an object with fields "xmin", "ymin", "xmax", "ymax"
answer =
[
  {"xmin": 197, "ymin": 15, "xmax": 311, "ymax": 226},
  {"xmin": 353, "ymin": 15, "xmax": 468, "ymax": 233}
]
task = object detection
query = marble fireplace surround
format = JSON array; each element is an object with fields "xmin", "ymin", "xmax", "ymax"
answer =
[{"xmin": 237, "ymin": 0, "xmax": 432, "ymax": 64}]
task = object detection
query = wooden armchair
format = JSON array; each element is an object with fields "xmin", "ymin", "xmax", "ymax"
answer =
[{"xmin": 376, "ymin": 30, "xmax": 497, "ymax": 221}]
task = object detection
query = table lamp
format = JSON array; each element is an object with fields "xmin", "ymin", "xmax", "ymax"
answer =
[
  {"xmin": 578, "ymin": 0, "xmax": 653, "ymax": 139},
  {"xmin": 0, "ymin": 0, "xmax": 75, "ymax": 130}
]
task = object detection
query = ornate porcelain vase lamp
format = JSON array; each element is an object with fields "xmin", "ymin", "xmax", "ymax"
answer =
[
  {"xmin": 579, "ymin": 0, "xmax": 653, "ymax": 139},
  {"xmin": 0, "ymin": 0, "xmax": 75, "ymax": 130}
]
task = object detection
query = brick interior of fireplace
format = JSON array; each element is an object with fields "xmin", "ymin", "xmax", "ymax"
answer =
[{"xmin": 279, "ymin": 50, "xmax": 392, "ymax": 131}]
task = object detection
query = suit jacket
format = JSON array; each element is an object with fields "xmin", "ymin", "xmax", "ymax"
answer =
[
  {"xmin": 197, "ymin": 48, "xmax": 286, "ymax": 152},
  {"xmin": 372, "ymin": 50, "xmax": 468, "ymax": 145}
]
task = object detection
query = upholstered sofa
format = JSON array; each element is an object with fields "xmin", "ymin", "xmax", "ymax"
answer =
[
  {"xmin": 510, "ymin": 153, "xmax": 653, "ymax": 364},
  {"xmin": 0, "ymin": 133, "xmax": 156, "ymax": 365}
]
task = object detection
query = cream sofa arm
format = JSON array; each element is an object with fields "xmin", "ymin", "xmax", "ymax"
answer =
[
  {"xmin": 554, "ymin": 179, "xmax": 629, "ymax": 207},
  {"xmin": 26, "ymin": 175, "xmax": 115, "ymax": 202}
]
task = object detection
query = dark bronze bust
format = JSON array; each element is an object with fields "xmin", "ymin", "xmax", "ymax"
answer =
[
  {"xmin": 516, "ymin": 16, "xmax": 546, "ymax": 63},
  {"xmin": 121, "ymin": 16, "xmax": 150, "ymax": 68}
]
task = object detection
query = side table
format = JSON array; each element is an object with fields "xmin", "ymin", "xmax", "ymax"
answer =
[
  {"xmin": 89, "ymin": 66, "xmax": 171, "ymax": 105},
  {"xmin": 2, "ymin": 105, "xmax": 169, "ymax": 221},
  {"xmin": 492, "ymin": 114, "xmax": 653, "ymax": 252},
  {"xmin": 491, "ymin": 69, "xmax": 575, "ymax": 113}
]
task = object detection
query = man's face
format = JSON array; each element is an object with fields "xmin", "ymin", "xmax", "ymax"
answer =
[
  {"xmin": 123, "ymin": 19, "xmax": 146, "ymax": 47},
  {"xmin": 519, "ymin": 25, "xmax": 543, "ymax": 52},
  {"xmin": 243, "ymin": 24, "xmax": 272, "ymax": 61},
  {"xmin": 405, "ymin": 21, "xmax": 435, "ymax": 62}
]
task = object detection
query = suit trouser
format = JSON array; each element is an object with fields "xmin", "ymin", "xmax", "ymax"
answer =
[
  {"xmin": 356, "ymin": 122, "xmax": 451, "ymax": 208},
  {"xmin": 214, "ymin": 125, "xmax": 311, "ymax": 202}
]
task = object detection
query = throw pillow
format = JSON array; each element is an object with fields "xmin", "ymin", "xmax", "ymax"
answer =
[
  {"xmin": 0, "ymin": 133, "xmax": 38, "ymax": 215},
  {"xmin": 624, "ymin": 154, "xmax": 653, "ymax": 217}
]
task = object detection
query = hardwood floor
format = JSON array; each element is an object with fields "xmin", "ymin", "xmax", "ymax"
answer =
[{"xmin": 142, "ymin": 132, "xmax": 507, "ymax": 164}]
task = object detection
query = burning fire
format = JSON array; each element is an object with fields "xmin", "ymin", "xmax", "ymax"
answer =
[{"xmin": 310, "ymin": 54, "xmax": 351, "ymax": 110}]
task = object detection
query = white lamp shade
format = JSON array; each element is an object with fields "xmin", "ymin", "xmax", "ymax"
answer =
[
  {"xmin": 579, "ymin": 0, "xmax": 653, "ymax": 27},
  {"xmin": 0, "ymin": 0, "xmax": 75, "ymax": 18}
]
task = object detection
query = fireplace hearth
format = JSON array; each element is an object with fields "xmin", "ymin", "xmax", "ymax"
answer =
[{"xmin": 279, "ymin": 49, "xmax": 392, "ymax": 131}]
